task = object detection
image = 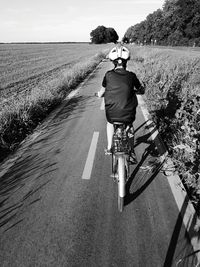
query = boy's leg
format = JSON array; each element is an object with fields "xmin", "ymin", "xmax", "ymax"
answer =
[
  {"xmin": 128, "ymin": 113, "xmax": 136, "ymax": 151},
  {"xmin": 106, "ymin": 122, "xmax": 114, "ymax": 150},
  {"xmin": 128, "ymin": 125, "xmax": 135, "ymax": 150},
  {"xmin": 128, "ymin": 123, "xmax": 137, "ymax": 164}
]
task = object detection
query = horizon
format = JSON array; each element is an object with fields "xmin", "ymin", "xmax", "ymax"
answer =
[
  {"xmin": 0, "ymin": 0, "xmax": 164, "ymax": 43},
  {"xmin": 0, "ymin": 41, "xmax": 90, "ymax": 44}
]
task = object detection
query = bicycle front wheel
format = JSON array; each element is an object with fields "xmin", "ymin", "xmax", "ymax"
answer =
[{"xmin": 117, "ymin": 156, "xmax": 126, "ymax": 212}]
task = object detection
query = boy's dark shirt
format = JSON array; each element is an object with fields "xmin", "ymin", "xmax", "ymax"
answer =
[{"xmin": 102, "ymin": 68, "xmax": 142, "ymax": 123}]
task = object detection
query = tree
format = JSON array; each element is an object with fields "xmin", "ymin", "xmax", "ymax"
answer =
[
  {"xmin": 105, "ymin": 28, "xmax": 119, "ymax": 43},
  {"xmin": 124, "ymin": 23, "xmax": 145, "ymax": 44},
  {"xmin": 90, "ymin": 26, "xmax": 118, "ymax": 44},
  {"xmin": 90, "ymin": 26, "xmax": 106, "ymax": 44},
  {"xmin": 122, "ymin": 36, "xmax": 129, "ymax": 44}
]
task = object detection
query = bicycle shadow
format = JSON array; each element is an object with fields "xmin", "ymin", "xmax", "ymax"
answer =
[
  {"xmin": 163, "ymin": 195, "xmax": 200, "ymax": 266},
  {"xmin": 124, "ymin": 142, "xmax": 164, "ymax": 206},
  {"xmin": 134, "ymin": 119, "xmax": 166, "ymax": 156},
  {"xmin": 124, "ymin": 119, "xmax": 167, "ymax": 206}
]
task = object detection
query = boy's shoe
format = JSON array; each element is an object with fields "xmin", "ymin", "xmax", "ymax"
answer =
[
  {"xmin": 104, "ymin": 148, "xmax": 112, "ymax": 155},
  {"xmin": 128, "ymin": 126, "xmax": 135, "ymax": 138},
  {"xmin": 110, "ymin": 172, "xmax": 118, "ymax": 182},
  {"xmin": 129, "ymin": 151, "xmax": 137, "ymax": 164}
]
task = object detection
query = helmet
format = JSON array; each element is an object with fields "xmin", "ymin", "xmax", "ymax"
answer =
[{"xmin": 108, "ymin": 45, "xmax": 130, "ymax": 61}]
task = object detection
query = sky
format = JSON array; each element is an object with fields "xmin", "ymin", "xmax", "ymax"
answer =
[{"xmin": 0, "ymin": 0, "xmax": 165, "ymax": 43}]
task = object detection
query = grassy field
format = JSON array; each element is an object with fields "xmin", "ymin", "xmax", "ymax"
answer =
[
  {"xmin": 127, "ymin": 45, "xmax": 200, "ymax": 211},
  {"xmin": 0, "ymin": 43, "xmax": 111, "ymax": 161},
  {"xmin": 0, "ymin": 43, "xmax": 111, "ymax": 97}
]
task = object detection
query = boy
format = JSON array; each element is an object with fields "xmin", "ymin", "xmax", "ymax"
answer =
[{"xmin": 97, "ymin": 45, "xmax": 145, "ymax": 155}]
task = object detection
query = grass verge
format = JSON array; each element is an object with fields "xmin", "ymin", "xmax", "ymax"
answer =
[
  {"xmin": 128, "ymin": 45, "xmax": 200, "ymax": 213},
  {"xmin": 0, "ymin": 51, "xmax": 107, "ymax": 162}
]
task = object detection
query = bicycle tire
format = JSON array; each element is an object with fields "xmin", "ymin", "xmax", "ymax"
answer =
[
  {"xmin": 117, "ymin": 156, "xmax": 126, "ymax": 212},
  {"xmin": 118, "ymin": 196, "xmax": 124, "ymax": 212},
  {"xmin": 112, "ymin": 154, "xmax": 117, "ymax": 177}
]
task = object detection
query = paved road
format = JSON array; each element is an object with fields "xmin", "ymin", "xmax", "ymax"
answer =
[{"xmin": 0, "ymin": 60, "xmax": 198, "ymax": 266}]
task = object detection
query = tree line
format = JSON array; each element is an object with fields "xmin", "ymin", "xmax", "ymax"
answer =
[{"xmin": 123, "ymin": 0, "xmax": 200, "ymax": 46}]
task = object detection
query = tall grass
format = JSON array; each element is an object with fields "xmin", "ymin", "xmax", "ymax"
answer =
[
  {"xmin": 128, "ymin": 45, "xmax": 200, "ymax": 211},
  {"xmin": 0, "ymin": 51, "xmax": 108, "ymax": 162}
]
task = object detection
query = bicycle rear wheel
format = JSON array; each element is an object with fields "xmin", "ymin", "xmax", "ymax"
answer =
[
  {"xmin": 112, "ymin": 154, "xmax": 117, "ymax": 178},
  {"xmin": 117, "ymin": 156, "xmax": 126, "ymax": 212}
]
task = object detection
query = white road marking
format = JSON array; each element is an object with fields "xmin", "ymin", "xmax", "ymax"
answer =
[
  {"xmin": 100, "ymin": 98, "xmax": 105, "ymax": 110},
  {"xmin": 137, "ymin": 95, "xmax": 159, "ymax": 141},
  {"xmin": 137, "ymin": 94, "xmax": 200, "ymax": 264},
  {"xmin": 66, "ymin": 88, "xmax": 79, "ymax": 99},
  {"xmin": 82, "ymin": 131, "xmax": 99, "ymax": 180}
]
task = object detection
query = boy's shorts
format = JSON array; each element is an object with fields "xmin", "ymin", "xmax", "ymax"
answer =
[{"xmin": 106, "ymin": 108, "xmax": 136, "ymax": 124}]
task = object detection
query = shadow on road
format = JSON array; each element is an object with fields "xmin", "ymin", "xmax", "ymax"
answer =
[
  {"xmin": 163, "ymin": 195, "xmax": 200, "ymax": 267},
  {"xmin": 0, "ymin": 153, "xmax": 56, "ymax": 232},
  {"xmin": 0, "ymin": 94, "xmax": 89, "ymax": 233},
  {"xmin": 130, "ymin": 121, "xmax": 200, "ymax": 266},
  {"xmin": 125, "ymin": 119, "xmax": 167, "ymax": 207},
  {"xmin": 125, "ymin": 142, "xmax": 163, "ymax": 206}
]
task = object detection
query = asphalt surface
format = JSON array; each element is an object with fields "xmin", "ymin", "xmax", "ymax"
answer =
[{"xmin": 0, "ymin": 60, "xmax": 198, "ymax": 266}]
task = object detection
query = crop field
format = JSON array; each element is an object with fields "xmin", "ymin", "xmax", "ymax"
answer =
[
  {"xmin": 127, "ymin": 45, "xmax": 200, "ymax": 210},
  {"xmin": 0, "ymin": 43, "xmax": 111, "ymax": 98},
  {"xmin": 0, "ymin": 43, "xmax": 111, "ymax": 161}
]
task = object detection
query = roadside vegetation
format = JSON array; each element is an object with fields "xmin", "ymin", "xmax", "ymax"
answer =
[
  {"xmin": 128, "ymin": 45, "xmax": 200, "ymax": 212},
  {"xmin": 124, "ymin": 0, "xmax": 200, "ymax": 47},
  {"xmin": 0, "ymin": 44, "xmax": 110, "ymax": 162}
]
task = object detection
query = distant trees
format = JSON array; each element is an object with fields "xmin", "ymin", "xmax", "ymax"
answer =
[
  {"xmin": 123, "ymin": 0, "xmax": 200, "ymax": 46},
  {"xmin": 90, "ymin": 26, "xmax": 119, "ymax": 44}
]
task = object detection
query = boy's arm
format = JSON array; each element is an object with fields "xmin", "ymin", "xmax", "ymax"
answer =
[
  {"xmin": 96, "ymin": 73, "xmax": 106, "ymax": 97},
  {"xmin": 97, "ymin": 87, "xmax": 105, "ymax": 97},
  {"xmin": 136, "ymin": 84, "xmax": 145, "ymax": 95},
  {"xmin": 133, "ymin": 73, "xmax": 145, "ymax": 95}
]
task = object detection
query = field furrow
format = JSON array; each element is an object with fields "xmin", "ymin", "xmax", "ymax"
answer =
[{"xmin": 0, "ymin": 61, "xmax": 76, "ymax": 97}]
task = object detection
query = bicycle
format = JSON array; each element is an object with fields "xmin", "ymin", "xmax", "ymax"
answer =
[
  {"xmin": 94, "ymin": 92, "xmax": 136, "ymax": 211},
  {"xmin": 111, "ymin": 122, "xmax": 135, "ymax": 212}
]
